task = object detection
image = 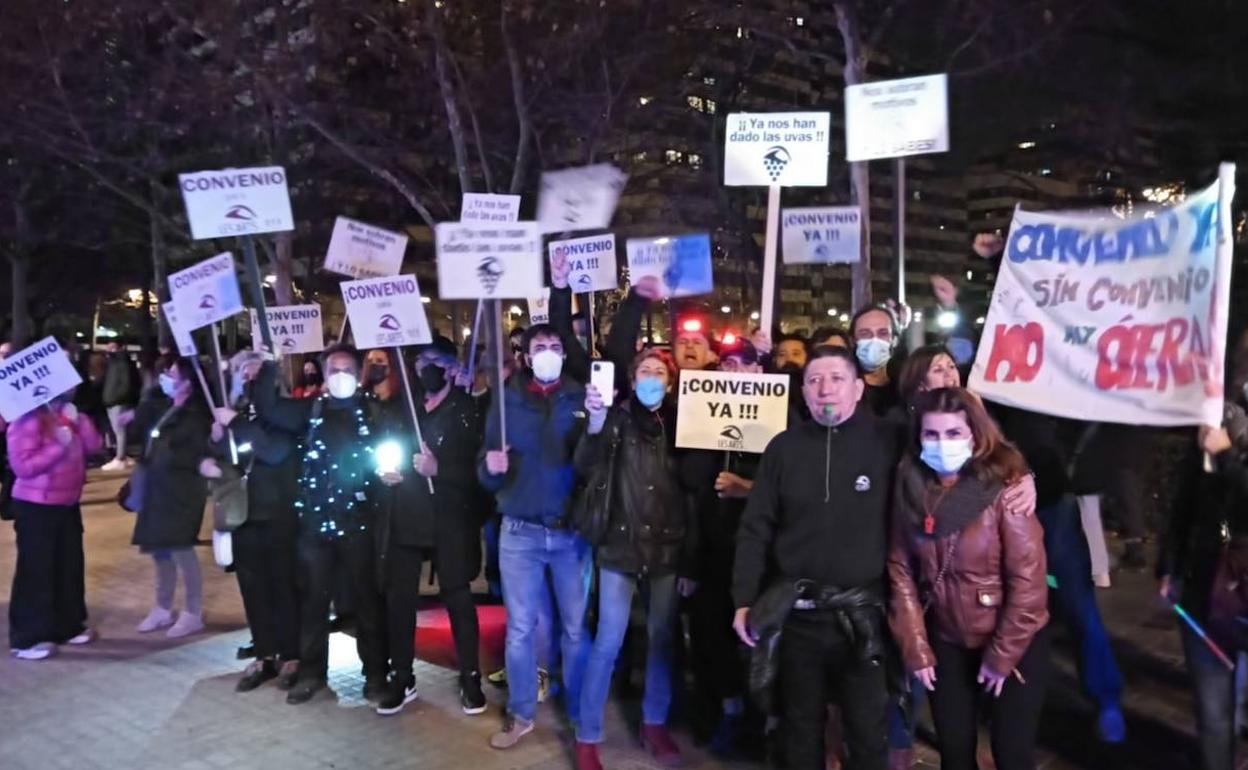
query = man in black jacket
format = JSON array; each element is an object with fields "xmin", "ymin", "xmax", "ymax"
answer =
[{"xmin": 101, "ymin": 340, "xmax": 138, "ymax": 471}]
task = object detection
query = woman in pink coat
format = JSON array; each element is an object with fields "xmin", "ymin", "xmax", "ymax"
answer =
[{"xmin": 7, "ymin": 396, "xmax": 103, "ymax": 660}]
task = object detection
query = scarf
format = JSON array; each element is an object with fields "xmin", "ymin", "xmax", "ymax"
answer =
[{"xmin": 898, "ymin": 458, "xmax": 1002, "ymax": 539}]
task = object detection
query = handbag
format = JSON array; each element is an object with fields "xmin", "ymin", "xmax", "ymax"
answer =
[
  {"xmin": 118, "ymin": 405, "xmax": 178, "ymax": 514},
  {"xmin": 211, "ymin": 460, "xmax": 251, "ymax": 532},
  {"xmin": 573, "ymin": 421, "xmax": 622, "ymax": 546}
]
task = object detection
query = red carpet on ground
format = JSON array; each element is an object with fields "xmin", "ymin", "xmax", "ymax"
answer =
[{"xmin": 414, "ymin": 604, "xmax": 507, "ymax": 672}]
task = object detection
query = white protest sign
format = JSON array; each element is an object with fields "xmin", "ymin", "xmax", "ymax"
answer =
[
  {"xmin": 436, "ymin": 222, "xmax": 544, "ymax": 299},
  {"xmin": 724, "ymin": 112, "xmax": 830, "ymax": 187},
  {"xmin": 845, "ymin": 74, "xmax": 949, "ymax": 162},
  {"xmin": 162, "ymin": 301, "xmax": 197, "ymax": 357},
  {"xmin": 626, "ymin": 234, "xmax": 713, "ymax": 298},
  {"xmin": 341, "ymin": 275, "xmax": 433, "ymax": 349},
  {"xmin": 675, "ymin": 370, "xmax": 790, "ymax": 453},
  {"xmin": 177, "ymin": 166, "xmax": 294, "ymax": 240},
  {"xmin": 461, "ymin": 193, "xmax": 521, "ymax": 223},
  {"xmin": 525, "ymin": 288, "xmax": 580, "ymax": 325},
  {"xmin": 249, "ymin": 305, "xmax": 324, "ymax": 355},
  {"xmin": 0, "ymin": 337, "xmax": 84, "ymax": 422},
  {"xmin": 323, "ymin": 216, "xmax": 408, "ymax": 279},
  {"xmin": 549, "ymin": 234, "xmax": 618, "ymax": 293},
  {"xmin": 969, "ymin": 169, "xmax": 1236, "ymax": 427},
  {"xmin": 167, "ymin": 252, "xmax": 244, "ymax": 332},
  {"xmin": 536, "ymin": 164, "xmax": 628, "ymax": 234},
  {"xmin": 782, "ymin": 206, "xmax": 861, "ymax": 264}
]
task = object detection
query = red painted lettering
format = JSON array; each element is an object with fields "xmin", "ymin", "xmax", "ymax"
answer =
[{"xmin": 983, "ymin": 323, "xmax": 1044, "ymax": 383}]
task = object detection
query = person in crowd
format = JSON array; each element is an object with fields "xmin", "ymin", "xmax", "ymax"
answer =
[
  {"xmin": 101, "ymin": 339, "xmax": 138, "ymax": 471},
  {"xmin": 363, "ymin": 348, "xmax": 402, "ymax": 403},
  {"xmin": 508, "ymin": 326, "xmax": 527, "ymax": 372},
  {"xmin": 810, "ymin": 327, "xmax": 853, "ymax": 350},
  {"xmin": 251, "ymin": 343, "xmax": 396, "ymax": 705},
  {"xmin": 78, "ymin": 350, "xmax": 109, "ymax": 461},
  {"xmin": 672, "ymin": 313, "xmax": 717, "ymax": 372},
  {"xmin": 7, "ymin": 384, "xmax": 103, "ymax": 659},
  {"xmin": 479, "ymin": 323, "xmax": 590, "ymax": 750},
  {"xmin": 574, "ymin": 349, "xmax": 694, "ymax": 770},
  {"xmin": 1158, "ymin": 401, "xmax": 1248, "ymax": 770},
  {"xmin": 851, "ymin": 305, "xmax": 903, "ymax": 416},
  {"xmin": 890, "ymin": 344, "xmax": 961, "ymax": 430},
  {"xmin": 201, "ymin": 351, "xmax": 301, "ymax": 692},
  {"xmin": 889, "ymin": 387, "xmax": 1049, "ymax": 770},
  {"xmin": 129, "ymin": 356, "xmax": 213, "ymax": 639},
  {"xmin": 373, "ymin": 336, "xmax": 487, "ymax": 717},
  {"xmin": 772, "ymin": 333, "xmax": 810, "ymax": 374},
  {"xmin": 293, "ymin": 359, "xmax": 324, "ymax": 399}
]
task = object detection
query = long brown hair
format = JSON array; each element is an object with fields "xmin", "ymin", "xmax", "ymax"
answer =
[
  {"xmin": 897, "ymin": 344, "xmax": 955, "ymax": 405},
  {"xmin": 910, "ymin": 387, "xmax": 1029, "ymax": 484}
]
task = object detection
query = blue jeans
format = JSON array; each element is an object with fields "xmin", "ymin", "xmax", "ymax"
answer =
[
  {"xmin": 499, "ymin": 518, "xmax": 591, "ymax": 722},
  {"xmin": 578, "ymin": 568, "xmax": 679, "ymax": 743},
  {"xmin": 1183, "ymin": 623, "xmax": 1241, "ymax": 770},
  {"xmin": 1037, "ymin": 495, "xmax": 1123, "ymax": 709},
  {"xmin": 887, "ymin": 676, "xmax": 927, "ymax": 749}
]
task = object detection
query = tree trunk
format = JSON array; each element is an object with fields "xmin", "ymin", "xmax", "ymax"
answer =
[
  {"xmin": 139, "ymin": 269, "xmax": 154, "ymax": 350},
  {"xmin": 150, "ymin": 182, "xmax": 171, "ymax": 350},
  {"xmin": 428, "ymin": 0, "xmax": 474, "ymax": 194},
  {"xmin": 10, "ymin": 192, "xmax": 33, "ymax": 348},
  {"xmin": 834, "ymin": 0, "xmax": 873, "ymax": 311}
]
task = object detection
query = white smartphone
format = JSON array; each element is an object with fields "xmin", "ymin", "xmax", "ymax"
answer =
[{"xmin": 590, "ymin": 360, "xmax": 615, "ymax": 407}]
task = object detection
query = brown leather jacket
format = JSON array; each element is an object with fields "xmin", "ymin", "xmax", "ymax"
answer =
[{"xmin": 888, "ymin": 460, "xmax": 1048, "ymax": 676}]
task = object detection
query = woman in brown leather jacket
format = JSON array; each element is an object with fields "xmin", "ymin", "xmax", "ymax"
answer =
[{"xmin": 888, "ymin": 387, "xmax": 1050, "ymax": 770}]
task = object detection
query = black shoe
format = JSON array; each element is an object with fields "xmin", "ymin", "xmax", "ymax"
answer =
[
  {"xmin": 236, "ymin": 642, "xmax": 256, "ymax": 660},
  {"xmin": 461, "ymin": 671, "xmax": 487, "ymax": 715},
  {"xmin": 286, "ymin": 678, "xmax": 325, "ymax": 705},
  {"xmin": 275, "ymin": 660, "xmax": 299, "ymax": 691},
  {"xmin": 236, "ymin": 659, "xmax": 278, "ymax": 692},
  {"xmin": 375, "ymin": 679, "xmax": 419, "ymax": 716},
  {"xmin": 363, "ymin": 676, "xmax": 388, "ymax": 703}
]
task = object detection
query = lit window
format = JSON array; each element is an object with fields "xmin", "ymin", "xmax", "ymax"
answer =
[
  {"xmin": 665, "ymin": 149, "xmax": 683, "ymax": 164},
  {"xmin": 638, "ymin": 96, "xmax": 652, "ymax": 106},
  {"xmin": 1018, "ymin": 140, "xmax": 1036, "ymax": 149},
  {"xmin": 632, "ymin": 151, "xmax": 648, "ymax": 162},
  {"xmin": 796, "ymin": 17, "xmax": 805, "ymax": 26},
  {"xmin": 687, "ymin": 95, "xmax": 704, "ymax": 112},
  {"xmin": 703, "ymin": 76, "xmax": 716, "ymax": 86},
  {"xmin": 1039, "ymin": 168, "xmax": 1052, "ymax": 176},
  {"xmin": 687, "ymin": 153, "xmax": 703, "ymax": 169},
  {"xmin": 705, "ymin": 99, "xmax": 717, "ymax": 114}
]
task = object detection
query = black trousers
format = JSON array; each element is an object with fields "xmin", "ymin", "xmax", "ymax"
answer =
[
  {"xmin": 779, "ymin": 611, "xmax": 888, "ymax": 770},
  {"xmin": 233, "ymin": 518, "xmax": 299, "ymax": 661},
  {"xmin": 384, "ymin": 542, "xmax": 480, "ymax": 685},
  {"xmin": 297, "ymin": 531, "xmax": 385, "ymax": 682},
  {"xmin": 9, "ymin": 501, "xmax": 87, "ymax": 649},
  {"xmin": 929, "ymin": 626, "xmax": 1051, "ymax": 770},
  {"xmin": 687, "ymin": 563, "xmax": 746, "ymax": 704}
]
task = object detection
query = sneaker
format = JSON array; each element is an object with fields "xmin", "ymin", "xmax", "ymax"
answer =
[
  {"xmin": 375, "ymin": 679, "xmax": 419, "ymax": 716},
  {"xmin": 461, "ymin": 671, "xmax": 487, "ymax": 715},
  {"xmin": 136, "ymin": 607, "xmax": 175, "ymax": 633},
  {"xmin": 166, "ymin": 611, "xmax": 204, "ymax": 638},
  {"xmin": 101, "ymin": 458, "xmax": 128, "ymax": 472},
  {"xmin": 641, "ymin": 724, "xmax": 685, "ymax": 767},
  {"xmin": 11, "ymin": 642, "xmax": 57, "ymax": 660},
  {"xmin": 575, "ymin": 741, "xmax": 604, "ymax": 770},
  {"xmin": 363, "ymin": 675, "xmax": 388, "ymax": 703},
  {"xmin": 1098, "ymin": 705, "xmax": 1126, "ymax": 743},
  {"xmin": 286, "ymin": 678, "xmax": 325, "ymax": 705},
  {"xmin": 1093, "ymin": 573, "xmax": 1112, "ymax": 588},
  {"xmin": 236, "ymin": 659, "xmax": 278, "ymax": 692},
  {"xmin": 490, "ymin": 713, "xmax": 535, "ymax": 749},
  {"xmin": 276, "ymin": 659, "xmax": 299, "ymax": 691},
  {"xmin": 486, "ymin": 667, "xmax": 508, "ymax": 687},
  {"xmin": 66, "ymin": 628, "xmax": 97, "ymax": 645}
]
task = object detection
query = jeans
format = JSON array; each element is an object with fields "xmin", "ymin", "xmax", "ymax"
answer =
[
  {"xmin": 887, "ymin": 677, "xmax": 927, "ymax": 749},
  {"xmin": 107, "ymin": 405, "xmax": 128, "ymax": 462},
  {"xmin": 8, "ymin": 501, "xmax": 87, "ymax": 649},
  {"xmin": 1037, "ymin": 496, "xmax": 1123, "ymax": 709},
  {"xmin": 578, "ymin": 568, "xmax": 679, "ymax": 743},
  {"xmin": 1182, "ymin": 623, "xmax": 1240, "ymax": 770},
  {"xmin": 152, "ymin": 547, "xmax": 202, "ymax": 615},
  {"xmin": 499, "ymin": 518, "xmax": 591, "ymax": 722}
]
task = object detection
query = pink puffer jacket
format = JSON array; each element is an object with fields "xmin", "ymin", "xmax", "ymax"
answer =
[{"xmin": 7, "ymin": 404, "xmax": 103, "ymax": 506}]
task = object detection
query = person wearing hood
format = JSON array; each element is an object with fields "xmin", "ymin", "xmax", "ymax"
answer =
[{"xmin": 851, "ymin": 305, "xmax": 904, "ymax": 417}]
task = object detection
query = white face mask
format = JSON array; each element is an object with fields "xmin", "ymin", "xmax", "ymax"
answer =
[
  {"xmin": 326, "ymin": 371, "xmax": 359, "ymax": 399},
  {"xmin": 855, "ymin": 338, "xmax": 892, "ymax": 372},
  {"xmin": 920, "ymin": 438, "xmax": 974, "ymax": 475},
  {"xmin": 530, "ymin": 350, "xmax": 564, "ymax": 383},
  {"xmin": 159, "ymin": 373, "xmax": 179, "ymax": 399}
]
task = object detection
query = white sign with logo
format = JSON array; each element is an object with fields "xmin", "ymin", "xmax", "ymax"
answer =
[
  {"xmin": 323, "ymin": 216, "xmax": 408, "ymax": 279},
  {"xmin": 341, "ymin": 275, "xmax": 433, "ymax": 349},
  {"xmin": 0, "ymin": 337, "xmax": 84, "ymax": 422},
  {"xmin": 167, "ymin": 252, "xmax": 244, "ymax": 331},
  {"xmin": 625, "ymin": 234, "xmax": 714, "ymax": 298},
  {"xmin": 461, "ymin": 193, "xmax": 521, "ymax": 224},
  {"xmin": 548, "ymin": 234, "xmax": 618, "ymax": 293},
  {"xmin": 675, "ymin": 370, "xmax": 790, "ymax": 454},
  {"xmin": 845, "ymin": 74, "xmax": 949, "ymax": 162},
  {"xmin": 435, "ymin": 222, "xmax": 544, "ymax": 299},
  {"xmin": 162, "ymin": 301, "xmax": 197, "ymax": 357},
  {"xmin": 536, "ymin": 164, "xmax": 628, "ymax": 234},
  {"xmin": 177, "ymin": 166, "xmax": 294, "ymax": 240},
  {"xmin": 724, "ymin": 112, "xmax": 830, "ymax": 187},
  {"xmin": 527, "ymin": 289, "xmax": 553, "ymax": 325},
  {"xmin": 782, "ymin": 206, "xmax": 862, "ymax": 264},
  {"xmin": 249, "ymin": 305, "xmax": 324, "ymax": 354}
]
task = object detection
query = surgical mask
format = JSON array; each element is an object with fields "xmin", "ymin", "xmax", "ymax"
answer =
[
  {"xmin": 530, "ymin": 350, "xmax": 564, "ymax": 383},
  {"xmin": 920, "ymin": 439, "xmax": 974, "ymax": 475},
  {"xmin": 159, "ymin": 373, "xmax": 178, "ymax": 399},
  {"xmin": 327, "ymin": 371, "xmax": 359, "ymax": 399},
  {"xmin": 634, "ymin": 376, "xmax": 666, "ymax": 408},
  {"xmin": 419, "ymin": 364, "xmax": 447, "ymax": 394},
  {"xmin": 856, "ymin": 338, "xmax": 892, "ymax": 372},
  {"xmin": 229, "ymin": 376, "xmax": 246, "ymax": 405}
]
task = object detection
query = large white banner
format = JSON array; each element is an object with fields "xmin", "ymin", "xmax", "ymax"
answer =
[
  {"xmin": 675, "ymin": 370, "xmax": 790, "ymax": 453},
  {"xmin": 536, "ymin": 164, "xmax": 628, "ymax": 234},
  {"xmin": 178, "ymin": 166, "xmax": 294, "ymax": 240},
  {"xmin": 549, "ymin": 234, "xmax": 618, "ymax": 293},
  {"xmin": 969, "ymin": 171, "xmax": 1236, "ymax": 426},
  {"xmin": 461, "ymin": 193, "xmax": 521, "ymax": 223},
  {"xmin": 724, "ymin": 112, "xmax": 830, "ymax": 187},
  {"xmin": 782, "ymin": 206, "xmax": 861, "ymax": 264},
  {"xmin": 435, "ymin": 222, "xmax": 544, "ymax": 299},
  {"xmin": 167, "ymin": 252, "xmax": 244, "ymax": 331},
  {"xmin": 844, "ymin": 74, "xmax": 949, "ymax": 162},
  {"xmin": 323, "ymin": 216, "xmax": 408, "ymax": 279},
  {"xmin": 341, "ymin": 274, "xmax": 433, "ymax": 349},
  {"xmin": 250, "ymin": 305, "xmax": 324, "ymax": 354},
  {"xmin": 0, "ymin": 337, "xmax": 83, "ymax": 422}
]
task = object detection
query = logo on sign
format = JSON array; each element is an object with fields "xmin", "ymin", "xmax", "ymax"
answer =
[
  {"xmin": 477, "ymin": 257, "xmax": 504, "ymax": 294},
  {"xmin": 225, "ymin": 205, "xmax": 256, "ymax": 221},
  {"xmin": 281, "ymin": 337, "xmax": 297, "ymax": 350},
  {"xmin": 379, "ymin": 314, "xmax": 401, "ymax": 331},
  {"xmin": 814, "ymin": 243, "xmax": 831, "ymax": 259},
  {"xmin": 32, "ymin": 385, "xmax": 50, "ymax": 399},
  {"xmin": 717, "ymin": 424, "xmax": 745, "ymax": 450},
  {"xmin": 855, "ymin": 475, "xmax": 871, "ymax": 492},
  {"xmin": 575, "ymin": 274, "xmax": 593, "ymax": 289},
  {"xmin": 762, "ymin": 146, "xmax": 791, "ymax": 182},
  {"xmin": 198, "ymin": 295, "xmax": 217, "ymax": 309}
]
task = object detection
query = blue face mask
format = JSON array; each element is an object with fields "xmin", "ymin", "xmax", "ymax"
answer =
[
  {"xmin": 634, "ymin": 376, "xmax": 666, "ymax": 408},
  {"xmin": 159, "ymin": 372, "xmax": 178, "ymax": 399},
  {"xmin": 856, "ymin": 338, "xmax": 892, "ymax": 372},
  {"xmin": 920, "ymin": 438, "xmax": 974, "ymax": 476}
]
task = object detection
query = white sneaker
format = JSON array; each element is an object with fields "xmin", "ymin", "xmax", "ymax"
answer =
[
  {"xmin": 12, "ymin": 642, "xmax": 57, "ymax": 660},
  {"xmin": 1093, "ymin": 573, "xmax": 1112, "ymax": 589},
  {"xmin": 136, "ymin": 607, "xmax": 176, "ymax": 633},
  {"xmin": 166, "ymin": 612, "xmax": 204, "ymax": 638},
  {"xmin": 101, "ymin": 459, "xmax": 128, "ymax": 472},
  {"xmin": 66, "ymin": 628, "xmax": 97, "ymax": 645}
]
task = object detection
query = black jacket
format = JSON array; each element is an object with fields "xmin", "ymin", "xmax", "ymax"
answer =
[
  {"xmin": 102, "ymin": 353, "xmax": 136, "ymax": 408},
  {"xmin": 681, "ymin": 447, "xmax": 759, "ymax": 582},
  {"xmin": 210, "ymin": 390, "xmax": 299, "ymax": 525},
  {"xmin": 131, "ymin": 395, "xmax": 212, "ymax": 549},
  {"xmin": 733, "ymin": 408, "xmax": 900, "ymax": 608}
]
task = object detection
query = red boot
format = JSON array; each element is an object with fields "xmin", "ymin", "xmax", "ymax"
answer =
[
  {"xmin": 640, "ymin": 724, "xmax": 684, "ymax": 767},
  {"xmin": 575, "ymin": 741, "xmax": 603, "ymax": 770}
]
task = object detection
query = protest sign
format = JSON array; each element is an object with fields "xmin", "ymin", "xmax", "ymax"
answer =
[
  {"xmin": 536, "ymin": 164, "xmax": 628, "ymax": 234},
  {"xmin": 844, "ymin": 74, "xmax": 949, "ymax": 162},
  {"xmin": 341, "ymin": 274, "xmax": 433, "ymax": 349},
  {"xmin": 162, "ymin": 301, "xmax": 197, "ymax": 357},
  {"xmin": 177, "ymin": 166, "xmax": 294, "ymax": 240},
  {"xmin": 724, "ymin": 112, "xmax": 830, "ymax": 187},
  {"xmin": 549, "ymin": 234, "xmax": 618, "ymax": 293},
  {"xmin": 435, "ymin": 222, "xmax": 543, "ymax": 299},
  {"xmin": 675, "ymin": 370, "xmax": 790, "ymax": 453},
  {"xmin": 167, "ymin": 252, "xmax": 244, "ymax": 332},
  {"xmin": 249, "ymin": 305, "xmax": 324, "ymax": 354},
  {"xmin": 323, "ymin": 216, "xmax": 408, "ymax": 279},
  {"xmin": 0, "ymin": 337, "xmax": 83, "ymax": 422},
  {"xmin": 782, "ymin": 206, "xmax": 861, "ymax": 264},
  {"xmin": 461, "ymin": 193, "xmax": 521, "ymax": 223},
  {"xmin": 525, "ymin": 288, "xmax": 579, "ymax": 325},
  {"xmin": 969, "ymin": 167, "xmax": 1236, "ymax": 427},
  {"xmin": 626, "ymin": 234, "xmax": 713, "ymax": 298}
]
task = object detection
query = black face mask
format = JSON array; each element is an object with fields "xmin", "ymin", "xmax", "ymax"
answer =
[
  {"xmin": 778, "ymin": 362, "xmax": 803, "ymax": 376},
  {"xmin": 419, "ymin": 364, "xmax": 447, "ymax": 394},
  {"xmin": 303, "ymin": 371, "xmax": 323, "ymax": 387},
  {"xmin": 367, "ymin": 365, "xmax": 389, "ymax": 386}
]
